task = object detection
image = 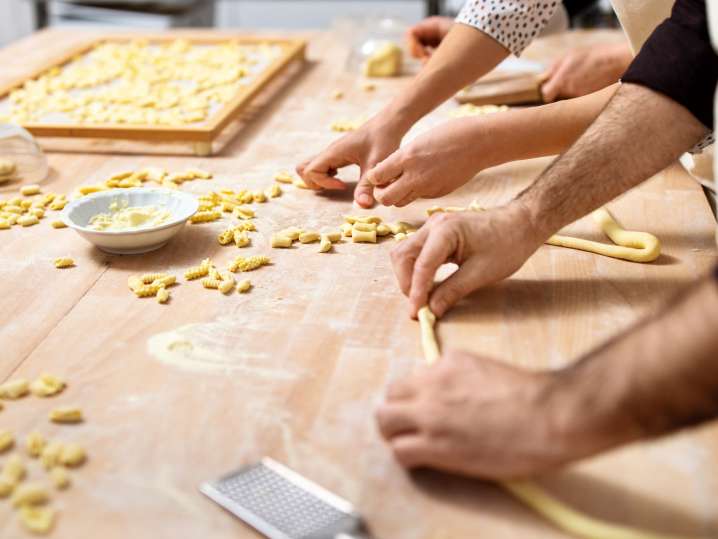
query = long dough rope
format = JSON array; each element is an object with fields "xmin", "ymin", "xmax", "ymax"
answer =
[
  {"xmin": 426, "ymin": 205, "xmax": 661, "ymax": 263},
  {"xmin": 416, "ymin": 306, "xmax": 695, "ymax": 539}
]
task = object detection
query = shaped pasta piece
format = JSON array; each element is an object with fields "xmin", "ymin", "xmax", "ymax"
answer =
[
  {"xmin": 376, "ymin": 223, "xmax": 392, "ymax": 236},
  {"xmin": 12, "ymin": 483, "xmax": 49, "ymax": 507},
  {"xmin": 0, "ymin": 379, "xmax": 30, "ymax": 399},
  {"xmin": 266, "ymin": 184, "xmax": 282, "ymax": 198},
  {"xmin": 298, "ymin": 231, "xmax": 320, "ymax": 243},
  {"xmin": 59, "ymin": 443, "xmax": 86, "ymax": 467},
  {"xmin": 49, "ymin": 467, "xmax": 70, "ymax": 490},
  {"xmin": 156, "ymin": 287, "xmax": 170, "ymax": 304},
  {"xmin": 26, "ymin": 432, "xmax": 46, "ymax": 458},
  {"xmin": 201, "ymin": 278, "xmax": 222, "ymax": 289},
  {"xmin": 217, "ymin": 228, "xmax": 234, "ymax": 245},
  {"xmin": 280, "ymin": 226, "xmax": 303, "ymax": 240},
  {"xmin": 352, "ymin": 228, "xmax": 377, "ymax": 243},
  {"xmin": 0, "ymin": 430, "xmax": 14, "ymax": 453},
  {"xmin": 233, "ymin": 206, "xmax": 255, "ymax": 220},
  {"xmin": 3, "ymin": 454, "xmax": 26, "ymax": 483},
  {"xmin": 236, "ymin": 279, "xmax": 252, "ymax": 293},
  {"xmin": 18, "ymin": 215, "xmax": 39, "ymax": 227},
  {"xmin": 189, "ymin": 210, "xmax": 221, "ymax": 224},
  {"xmin": 233, "ymin": 230, "xmax": 250, "ymax": 247},
  {"xmin": 19, "ymin": 505, "xmax": 56, "ymax": 534},
  {"xmin": 0, "ymin": 220, "xmax": 10, "ymax": 229},
  {"xmin": 273, "ymin": 171, "xmax": 294, "ymax": 184},
  {"xmin": 50, "ymin": 220, "xmax": 67, "ymax": 229},
  {"xmin": 252, "ymin": 190, "xmax": 267, "ymax": 203},
  {"xmin": 54, "ymin": 257, "xmax": 74, "ymax": 269},
  {"xmin": 184, "ymin": 264, "xmax": 209, "ymax": 280},
  {"xmin": 0, "ymin": 476, "xmax": 13, "ymax": 497},
  {"xmin": 49, "ymin": 407, "xmax": 83, "ymax": 424},
  {"xmin": 29, "ymin": 373, "xmax": 66, "ymax": 397},
  {"xmin": 293, "ymin": 177, "xmax": 310, "ymax": 189},
  {"xmin": 228, "ymin": 255, "xmax": 270, "ymax": 272},
  {"xmin": 318, "ymin": 235, "xmax": 332, "ymax": 253},
  {"xmin": 20, "ymin": 184, "xmax": 41, "ymax": 196},
  {"xmin": 340, "ymin": 223, "xmax": 353, "ymax": 237},
  {"xmin": 323, "ymin": 230, "xmax": 342, "ymax": 243},
  {"xmin": 271, "ymin": 234, "xmax": 292, "ymax": 248},
  {"xmin": 353, "ymin": 222, "xmax": 376, "ymax": 232},
  {"xmin": 40, "ymin": 442, "xmax": 63, "ymax": 470}
]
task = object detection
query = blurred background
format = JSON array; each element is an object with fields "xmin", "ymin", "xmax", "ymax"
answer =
[{"xmin": 0, "ymin": 0, "xmax": 619, "ymax": 47}]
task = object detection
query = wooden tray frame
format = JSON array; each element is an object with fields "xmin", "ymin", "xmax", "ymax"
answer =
[{"xmin": 0, "ymin": 33, "xmax": 307, "ymax": 155}]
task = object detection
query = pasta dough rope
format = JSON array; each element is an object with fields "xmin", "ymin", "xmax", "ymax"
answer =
[{"xmin": 417, "ymin": 306, "xmax": 695, "ymax": 539}]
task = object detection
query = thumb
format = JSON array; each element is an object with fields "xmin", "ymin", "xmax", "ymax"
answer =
[
  {"xmin": 540, "ymin": 60, "xmax": 570, "ymax": 103},
  {"xmin": 303, "ymin": 149, "xmax": 353, "ymax": 190},
  {"xmin": 428, "ymin": 261, "xmax": 483, "ymax": 318},
  {"xmin": 354, "ymin": 176, "xmax": 375, "ymax": 208},
  {"xmin": 367, "ymin": 151, "xmax": 404, "ymax": 187}
]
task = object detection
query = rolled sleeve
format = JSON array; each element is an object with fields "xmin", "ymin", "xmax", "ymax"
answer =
[
  {"xmin": 622, "ymin": 0, "xmax": 718, "ymax": 131},
  {"xmin": 456, "ymin": 0, "xmax": 560, "ymax": 57}
]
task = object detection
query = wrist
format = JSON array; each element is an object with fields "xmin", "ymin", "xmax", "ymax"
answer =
[{"xmin": 541, "ymin": 361, "xmax": 645, "ymax": 465}]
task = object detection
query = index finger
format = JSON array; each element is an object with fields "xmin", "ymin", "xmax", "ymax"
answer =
[
  {"xmin": 409, "ymin": 223, "xmax": 457, "ymax": 317},
  {"xmin": 302, "ymin": 151, "xmax": 352, "ymax": 190},
  {"xmin": 390, "ymin": 225, "xmax": 430, "ymax": 295}
]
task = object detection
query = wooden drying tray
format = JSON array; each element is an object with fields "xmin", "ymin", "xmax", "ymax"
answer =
[{"xmin": 0, "ymin": 33, "xmax": 307, "ymax": 156}]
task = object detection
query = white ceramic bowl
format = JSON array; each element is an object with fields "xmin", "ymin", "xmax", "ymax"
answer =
[{"xmin": 62, "ymin": 188, "xmax": 199, "ymax": 255}]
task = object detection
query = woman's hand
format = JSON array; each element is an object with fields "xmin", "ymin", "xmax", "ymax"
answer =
[
  {"xmin": 391, "ymin": 203, "xmax": 544, "ymax": 318},
  {"xmin": 367, "ymin": 117, "xmax": 496, "ymax": 207},
  {"xmin": 297, "ymin": 117, "xmax": 404, "ymax": 208},
  {"xmin": 406, "ymin": 16, "xmax": 454, "ymax": 62},
  {"xmin": 541, "ymin": 42, "xmax": 632, "ymax": 102}
]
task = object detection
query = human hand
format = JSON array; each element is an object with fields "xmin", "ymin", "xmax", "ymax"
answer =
[
  {"xmin": 297, "ymin": 117, "xmax": 404, "ymax": 208},
  {"xmin": 376, "ymin": 349, "xmax": 571, "ymax": 479},
  {"xmin": 406, "ymin": 16, "xmax": 454, "ymax": 61},
  {"xmin": 541, "ymin": 42, "xmax": 632, "ymax": 103},
  {"xmin": 367, "ymin": 117, "xmax": 495, "ymax": 207},
  {"xmin": 391, "ymin": 203, "xmax": 544, "ymax": 318}
]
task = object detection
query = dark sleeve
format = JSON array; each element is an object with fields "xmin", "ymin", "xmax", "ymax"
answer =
[
  {"xmin": 715, "ymin": 263, "xmax": 718, "ymax": 282},
  {"xmin": 621, "ymin": 0, "xmax": 718, "ymax": 129}
]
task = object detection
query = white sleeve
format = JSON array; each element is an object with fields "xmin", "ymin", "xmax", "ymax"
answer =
[{"xmin": 455, "ymin": 0, "xmax": 561, "ymax": 56}]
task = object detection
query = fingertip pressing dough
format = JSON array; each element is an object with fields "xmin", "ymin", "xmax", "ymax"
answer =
[{"xmin": 417, "ymin": 307, "xmax": 440, "ymax": 365}]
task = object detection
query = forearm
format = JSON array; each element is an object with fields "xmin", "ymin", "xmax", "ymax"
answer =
[
  {"xmin": 380, "ymin": 23, "xmax": 509, "ymax": 133},
  {"xmin": 549, "ymin": 272, "xmax": 718, "ymax": 461},
  {"xmin": 516, "ymin": 83, "xmax": 708, "ymax": 238},
  {"xmin": 480, "ymin": 84, "xmax": 618, "ymax": 167}
]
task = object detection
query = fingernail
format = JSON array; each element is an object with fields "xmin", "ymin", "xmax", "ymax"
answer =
[{"xmin": 359, "ymin": 194, "xmax": 372, "ymax": 207}]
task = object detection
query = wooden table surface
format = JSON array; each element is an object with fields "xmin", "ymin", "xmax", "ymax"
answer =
[{"xmin": 1, "ymin": 27, "xmax": 717, "ymax": 539}]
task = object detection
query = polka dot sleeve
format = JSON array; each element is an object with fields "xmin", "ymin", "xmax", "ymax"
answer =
[{"xmin": 456, "ymin": 0, "xmax": 561, "ymax": 57}]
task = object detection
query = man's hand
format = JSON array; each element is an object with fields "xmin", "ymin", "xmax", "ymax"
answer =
[
  {"xmin": 541, "ymin": 43, "xmax": 632, "ymax": 103},
  {"xmin": 297, "ymin": 118, "xmax": 404, "ymax": 208},
  {"xmin": 376, "ymin": 349, "xmax": 570, "ymax": 479},
  {"xmin": 391, "ymin": 203, "xmax": 543, "ymax": 318},
  {"xmin": 368, "ymin": 117, "xmax": 494, "ymax": 207},
  {"xmin": 406, "ymin": 16, "xmax": 454, "ymax": 62}
]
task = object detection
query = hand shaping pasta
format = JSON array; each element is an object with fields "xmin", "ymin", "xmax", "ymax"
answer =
[{"xmin": 390, "ymin": 202, "xmax": 543, "ymax": 318}]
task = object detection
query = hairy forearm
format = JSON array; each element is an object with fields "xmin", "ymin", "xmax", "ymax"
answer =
[
  {"xmin": 381, "ymin": 23, "xmax": 509, "ymax": 133},
  {"xmin": 516, "ymin": 83, "xmax": 708, "ymax": 238},
  {"xmin": 550, "ymin": 273, "xmax": 718, "ymax": 460},
  {"xmin": 480, "ymin": 84, "xmax": 618, "ymax": 168}
]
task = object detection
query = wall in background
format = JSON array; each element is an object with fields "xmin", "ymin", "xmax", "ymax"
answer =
[
  {"xmin": 0, "ymin": 0, "xmax": 35, "ymax": 47},
  {"xmin": 215, "ymin": 1, "xmax": 425, "ymax": 28}
]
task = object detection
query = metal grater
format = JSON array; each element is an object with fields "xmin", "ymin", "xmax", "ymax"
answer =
[{"xmin": 200, "ymin": 458, "xmax": 373, "ymax": 539}]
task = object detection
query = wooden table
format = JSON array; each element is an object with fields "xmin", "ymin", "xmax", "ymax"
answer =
[{"xmin": 1, "ymin": 27, "xmax": 717, "ymax": 539}]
